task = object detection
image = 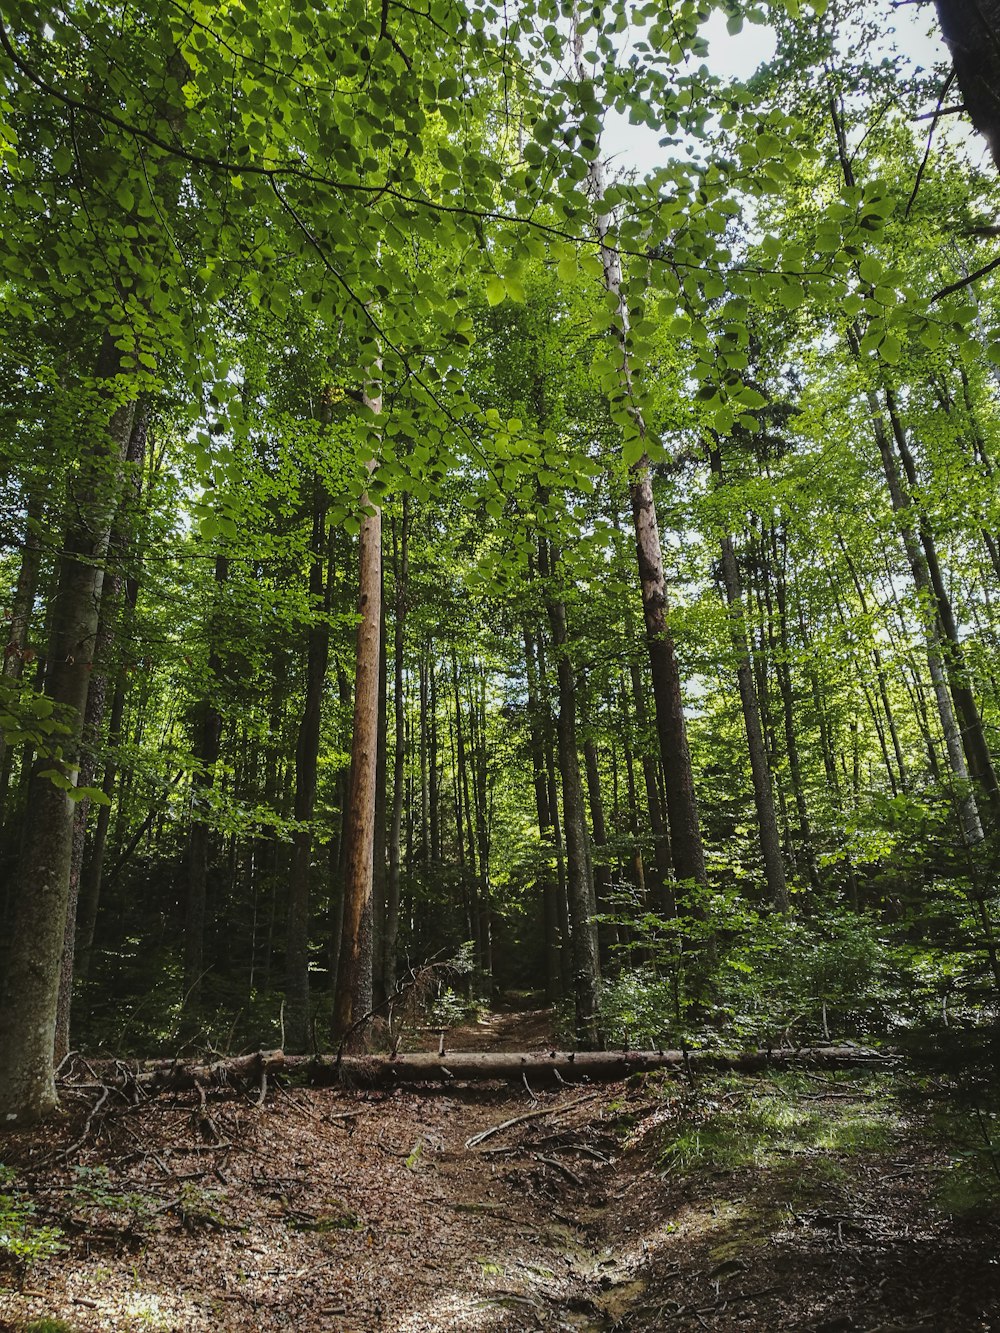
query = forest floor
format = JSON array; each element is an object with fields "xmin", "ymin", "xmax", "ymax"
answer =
[{"xmin": 1, "ymin": 1009, "xmax": 999, "ymax": 1332}]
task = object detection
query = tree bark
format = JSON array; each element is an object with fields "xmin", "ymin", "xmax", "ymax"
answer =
[
  {"xmin": 285, "ymin": 470, "xmax": 331, "ymax": 1052},
  {"xmin": 384, "ymin": 495, "xmax": 410, "ymax": 996},
  {"xmin": 539, "ymin": 538, "xmax": 602, "ymax": 1047},
  {"xmin": 709, "ymin": 444, "xmax": 789, "ymax": 912},
  {"xmin": 0, "ymin": 339, "xmax": 134, "ymax": 1125},
  {"xmin": 331, "ymin": 380, "xmax": 382, "ymax": 1049}
]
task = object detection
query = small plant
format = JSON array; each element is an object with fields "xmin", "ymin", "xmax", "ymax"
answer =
[
  {"xmin": 67, "ymin": 1166, "xmax": 158, "ymax": 1227},
  {"xmin": 429, "ymin": 986, "xmax": 471, "ymax": 1027},
  {"xmin": 0, "ymin": 1166, "xmax": 66, "ymax": 1265}
]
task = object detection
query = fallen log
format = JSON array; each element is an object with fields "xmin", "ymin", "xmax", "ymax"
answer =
[{"xmin": 77, "ymin": 1044, "xmax": 892, "ymax": 1095}]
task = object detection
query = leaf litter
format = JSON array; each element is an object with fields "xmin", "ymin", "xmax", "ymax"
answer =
[{"xmin": 1, "ymin": 1011, "xmax": 999, "ymax": 1331}]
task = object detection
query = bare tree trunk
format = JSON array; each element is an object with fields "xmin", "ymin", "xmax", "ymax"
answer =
[
  {"xmin": 709, "ymin": 444, "xmax": 788, "ymax": 911},
  {"xmin": 332, "ymin": 378, "xmax": 382, "ymax": 1049},
  {"xmin": 384, "ymin": 495, "xmax": 410, "ymax": 995},
  {"xmin": 0, "ymin": 339, "xmax": 134, "ymax": 1125},
  {"xmin": 285, "ymin": 473, "xmax": 331, "ymax": 1052},
  {"xmin": 525, "ymin": 627, "xmax": 563, "ymax": 1000},
  {"xmin": 0, "ymin": 486, "xmax": 45, "ymax": 804},
  {"xmin": 539, "ymin": 538, "xmax": 601, "ymax": 1047}
]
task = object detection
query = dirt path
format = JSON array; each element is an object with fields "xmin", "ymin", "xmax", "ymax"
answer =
[{"xmin": 2, "ymin": 1015, "xmax": 999, "ymax": 1331}]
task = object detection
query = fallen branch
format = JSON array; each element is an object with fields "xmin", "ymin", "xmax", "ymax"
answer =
[
  {"xmin": 465, "ymin": 1092, "xmax": 602, "ymax": 1149},
  {"xmin": 72, "ymin": 1044, "xmax": 894, "ymax": 1099}
]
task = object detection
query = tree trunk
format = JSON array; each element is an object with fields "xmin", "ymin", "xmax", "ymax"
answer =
[
  {"xmin": 0, "ymin": 485, "xmax": 45, "ymax": 804},
  {"xmin": 285, "ymin": 473, "xmax": 331, "ymax": 1052},
  {"xmin": 525, "ymin": 627, "xmax": 564, "ymax": 1000},
  {"xmin": 384, "ymin": 495, "xmax": 410, "ymax": 995},
  {"xmin": 0, "ymin": 339, "xmax": 134, "ymax": 1125},
  {"xmin": 709, "ymin": 445, "xmax": 789, "ymax": 911},
  {"xmin": 539, "ymin": 538, "xmax": 601, "ymax": 1047},
  {"xmin": 332, "ymin": 380, "xmax": 382, "ymax": 1049}
]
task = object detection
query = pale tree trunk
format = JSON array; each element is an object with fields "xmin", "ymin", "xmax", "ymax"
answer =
[
  {"xmin": 849, "ymin": 345, "xmax": 984, "ymax": 844},
  {"xmin": 0, "ymin": 486, "xmax": 45, "ymax": 805},
  {"xmin": 0, "ymin": 339, "xmax": 134, "ymax": 1126},
  {"xmin": 831, "ymin": 98, "xmax": 985, "ymax": 842},
  {"xmin": 384, "ymin": 494, "xmax": 410, "ymax": 995},
  {"xmin": 570, "ymin": 14, "xmax": 705, "ymax": 888},
  {"xmin": 285, "ymin": 469, "xmax": 331, "ymax": 1052},
  {"xmin": 332, "ymin": 378, "xmax": 382, "ymax": 1049},
  {"xmin": 883, "ymin": 389, "xmax": 1000, "ymax": 818},
  {"xmin": 55, "ymin": 400, "xmax": 149, "ymax": 1060}
]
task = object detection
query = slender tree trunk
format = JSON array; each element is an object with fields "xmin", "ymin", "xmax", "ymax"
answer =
[
  {"xmin": 452, "ymin": 652, "xmax": 481, "ymax": 966},
  {"xmin": 884, "ymin": 388, "xmax": 1000, "ymax": 817},
  {"xmin": 709, "ymin": 444, "xmax": 788, "ymax": 910},
  {"xmin": 0, "ymin": 486, "xmax": 45, "ymax": 809},
  {"xmin": 285, "ymin": 473, "xmax": 331, "ymax": 1052},
  {"xmin": 525, "ymin": 627, "xmax": 563, "ymax": 1000},
  {"xmin": 332, "ymin": 378, "xmax": 382, "ymax": 1048},
  {"xmin": 569, "ymin": 11, "xmax": 704, "ymax": 888},
  {"xmin": 184, "ymin": 552, "xmax": 228, "ymax": 1008},
  {"xmin": 539, "ymin": 538, "xmax": 601, "ymax": 1047},
  {"xmin": 584, "ymin": 733, "xmax": 620, "ymax": 966},
  {"xmin": 371, "ymin": 580, "xmax": 388, "ymax": 1003},
  {"xmin": 384, "ymin": 496, "xmax": 410, "ymax": 995}
]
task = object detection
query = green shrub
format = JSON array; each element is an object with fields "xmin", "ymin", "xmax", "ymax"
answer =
[{"xmin": 0, "ymin": 1166, "xmax": 65, "ymax": 1265}]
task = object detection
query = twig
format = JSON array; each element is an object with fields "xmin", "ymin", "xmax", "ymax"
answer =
[
  {"xmin": 465, "ymin": 1092, "xmax": 601, "ymax": 1150},
  {"xmin": 533, "ymin": 1153, "xmax": 584, "ymax": 1186},
  {"xmin": 59, "ymin": 1085, "xmax": 110, "ymax": 1160}
]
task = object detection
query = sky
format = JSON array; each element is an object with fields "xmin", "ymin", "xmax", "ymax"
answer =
[{"xmin": 599, "ymin": 3, "xmax": 968, "ymax": 177}]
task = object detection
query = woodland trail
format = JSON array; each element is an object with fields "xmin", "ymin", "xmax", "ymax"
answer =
[{"xmin": 1, "ymin": 1009, "xmax": 999, "ymax": 1331}]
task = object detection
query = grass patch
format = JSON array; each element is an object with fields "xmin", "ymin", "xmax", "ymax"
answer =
[{"xmin": 657, "ymin": 1078, "xmax": 898, "ymax": 1175}]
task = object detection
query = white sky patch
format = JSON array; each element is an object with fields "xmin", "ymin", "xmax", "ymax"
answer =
[{"xmin": 602, "ymin": 11, "xmax": 777, "ymax": 176}]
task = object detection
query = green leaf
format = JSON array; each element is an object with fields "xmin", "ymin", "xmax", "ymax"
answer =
[
  {"xmin": 485, "ymin": 275, "xmax": 506, "ymax": 307},
  {"xmin": 879, "ymin": 334, "xmax": 902, "ymax": 366}
]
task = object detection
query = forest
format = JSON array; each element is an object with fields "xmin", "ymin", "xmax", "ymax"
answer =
[{"xmin": 3, "ymin": 0, "xmax": 1000, "ymax": 1327}]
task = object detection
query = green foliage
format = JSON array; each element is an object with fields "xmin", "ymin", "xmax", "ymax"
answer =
[
  {"xmin": 0, "ymin": 1167, "xmax": 66, "ymax": 1266},
  {"xmin": 65, "ymin": 1166, "xmax": 157, "ymax": 1228},
  {"xmin": 597, "ymin": 886, "xmax": 997, "ymax": 1050}
]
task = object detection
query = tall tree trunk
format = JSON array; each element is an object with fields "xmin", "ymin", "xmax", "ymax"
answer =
[
  {"xmin": 332, "ymin": 378, "xmax": 382, "ymax": 1048},
  {"xmin": 569, "ymin": 12, "xmax": 705, "ymax": 889},
  {"xmin": 285, "ymin": 473, "xmax": 331, "ymax": 1052},
  {"xmin": 628, "ymin": 658, "xmax": 675, "ymax": 913},
  {"xmin": 583, "ymin": 732, "xmax": 620, "ymax": 966},
  {"xmin": 525, "ymin": 627, "xmax": 563, "ymax": 1000},
  {"xmin": 371, "ymin": 580, "xmax": 388, "ymax": 1002},
  {"xmin": 0, "ymin": 485, "xmax": 45, "ymax": 810},
  {"xmin": 539, "ymin": 538, "xmax": 601, "ymax": 1047},
  {"xmin": 0, "ymin": 339, "xmax": 134, "ymax": 1125},
  {"xmin": 884, "ymin": 388, "xmax": 1000, "ymax": 818},
  {"xmin": 384, "ymin": 495, "xmax": 410, "ymax": 996},
  {"xmin": 184, "ymin": 552, "xmax": 228, "ymax": 1008},
  {"xmin": 709, "ymin": 444, "xmax": 789, "ymax": 911}
]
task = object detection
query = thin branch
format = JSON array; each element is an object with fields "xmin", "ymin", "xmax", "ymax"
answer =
[
  {"xmin": 905, "ymin": 70, "xmax": 956, "ymax": 219},
  {"xmin": 931, "ymin": 251, "xmax": 1000, "ymax": 302}
]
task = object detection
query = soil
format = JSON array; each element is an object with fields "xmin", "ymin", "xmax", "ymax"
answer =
[{"xmin": 1, "ymin": 1010, "xmax": 999, "ymax": 1332}]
